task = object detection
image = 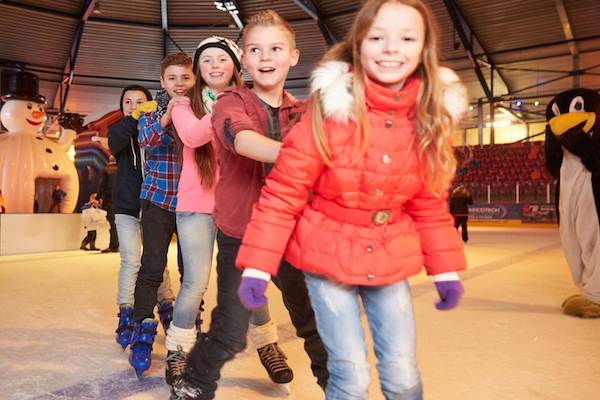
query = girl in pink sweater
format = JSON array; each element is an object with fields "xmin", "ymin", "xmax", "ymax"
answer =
[{"xmin": 167, "ymin": 36, "xmax": 292, "ymax": 390}]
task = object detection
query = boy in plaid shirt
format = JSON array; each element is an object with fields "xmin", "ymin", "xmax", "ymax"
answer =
[{"xmin": 129, "ymin": 52, "xmax": 195, "ymax": 377}]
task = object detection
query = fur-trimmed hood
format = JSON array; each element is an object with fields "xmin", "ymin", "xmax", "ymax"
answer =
[{"xmin": 310, "ymin": 61, "xmax": 468, "ymax": 123}]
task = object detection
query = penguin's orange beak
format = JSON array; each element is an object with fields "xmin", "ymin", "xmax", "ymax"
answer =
[{"xmin": 549, "ymin": 112, "xmax": 596, "ymax": 136}]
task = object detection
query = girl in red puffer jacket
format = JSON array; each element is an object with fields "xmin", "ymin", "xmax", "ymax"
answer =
[{"xmin": 236, "ymin": 1, "xmax": 468, "ymax": 399}]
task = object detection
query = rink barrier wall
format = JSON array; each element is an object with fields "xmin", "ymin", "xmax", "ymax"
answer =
[{"xmin": 0, "ymin": 214, "xmax": 109, "ymax": 256}]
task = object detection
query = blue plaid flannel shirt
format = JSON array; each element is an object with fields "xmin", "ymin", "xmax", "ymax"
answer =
[{"xmin": 138, "ymin": 112, "xmax": 181, "ymax": 212}]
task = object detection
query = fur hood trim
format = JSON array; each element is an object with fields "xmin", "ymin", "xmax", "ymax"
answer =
[{"xmin": 310, "ymin": 61, "xmax": 468, "ymax": 123}]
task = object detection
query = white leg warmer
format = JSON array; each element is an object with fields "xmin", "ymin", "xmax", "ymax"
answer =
[
  {"xmin": 248, "ymin": 319, "xmax": 279, "ymax": 349},
  {"xmin": 165, "ymin": 324, "xmax": 197, "ymax": 352}
]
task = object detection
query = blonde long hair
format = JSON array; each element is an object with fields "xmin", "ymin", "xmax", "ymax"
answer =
[{"xmin": 311, "ymin": 0, "xmax": 459, "ymax": 194}]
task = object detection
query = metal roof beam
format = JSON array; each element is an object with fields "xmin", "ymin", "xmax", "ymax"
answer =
[
  {"xmin": 554, "ymin": 0, "xmax": 580, "ymax": 87},
  {"xmin": 291, "ymin": 0, "xmax": 337, "ymax": 46},
  {"xmin": 442, "ymin": 0, "xmax": 511, "ymax": 100},
  {"xmin": 53, "ymin": 0, "xmax": 97, "ymax": 114},
  {"xmin": 443, "ymin": 0, "xmax": 492, "ymax": 101},
  {"xmin": 554, "ymin": 0, "xmax": 578, "ymax": 55},
  {"xmin": 445, "ymin": 34, "xmax": 600, "ymax": 63}
]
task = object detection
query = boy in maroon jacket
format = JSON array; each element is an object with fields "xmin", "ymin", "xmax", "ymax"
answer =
[{"xmin": 173, "ymin": 11, "xmax": 327, "ymax": 400}]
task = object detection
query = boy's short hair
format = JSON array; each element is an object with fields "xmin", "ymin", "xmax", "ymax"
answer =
[
  {"xmin": 160, "ymin": 52, "xmax": 193, "ymax": 76},
  {"xmin": 243, "ymin": 10, "xmax": 296, "ymax": 48}
]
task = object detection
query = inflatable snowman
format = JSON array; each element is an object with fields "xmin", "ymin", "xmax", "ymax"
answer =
[{"xmin": 0, "ymin": 70, "xmax": 78, "ymax": 213}]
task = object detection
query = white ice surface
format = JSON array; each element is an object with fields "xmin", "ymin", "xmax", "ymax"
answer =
[{"xmin": 0, "ymin": 226, "xmax": 598, "ymax": 399}]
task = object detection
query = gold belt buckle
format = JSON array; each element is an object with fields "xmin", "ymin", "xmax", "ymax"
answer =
[{"xmin": 372, "ymin": 210, "xmax": 392, "ymax": 225}]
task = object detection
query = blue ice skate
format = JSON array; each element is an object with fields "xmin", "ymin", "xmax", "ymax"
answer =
[
  {"xmin": 158, "ymin": 302, "xmax": 173, "ymax": 334},
  {"xmin": 128, "ymin": 318, "xmax": 158, "ymax": 378},
  {"xmin": 115, "ymin": 305, "xmax": 134, "ymax": 350}
]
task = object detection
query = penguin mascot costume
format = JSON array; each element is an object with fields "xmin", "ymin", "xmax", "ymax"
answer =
[{"xmin": 545, "ymin": 88, "xmax": 600, "ymax": 318}]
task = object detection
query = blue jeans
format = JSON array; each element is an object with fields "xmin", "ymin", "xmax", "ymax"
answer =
[
  {"xmin": 115, "ymin": 213, "xmax": 174, "ymax": 306},
  {"xmin": 305, "ymin": 274, "xmax": 423, "ymax": 400},
  {"xmin": 173, "ymin": 212, "xmax": 216, "ymax": 329},
  {"xmin": 183, "ymin": 230, "xmax": 328, "ymax": 396}
]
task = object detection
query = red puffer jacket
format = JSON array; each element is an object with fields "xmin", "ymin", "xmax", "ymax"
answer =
[{"xmin": 236, "ymin": 61, "xmax": 467, "ymax": 285}]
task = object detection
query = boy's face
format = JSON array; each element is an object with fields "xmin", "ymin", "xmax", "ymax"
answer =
[
  {"xmin": 160, "ymin": 65, "xmax": 195, "ymax": 98},
  {"xmin": 122, "ymin": 90, "xmax": 149, "ymax": 116},
  {"xmin": 242, "ymin": 25, "xmax": 299, "ymax": 92}
]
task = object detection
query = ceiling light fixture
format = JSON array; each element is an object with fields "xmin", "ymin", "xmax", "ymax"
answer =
[{"xmin": 214, "ymin": 1, "xmax": 243, "ymax": 30}]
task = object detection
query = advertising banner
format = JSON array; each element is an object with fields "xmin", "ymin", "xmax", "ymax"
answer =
[
  {"xmin": 468, "ymin": 203, "xmax": 556, "ymax": 223},
  {"xmin": 521, "ymin": 204, "xmax": 557, "ymax": 223},
  {"xmin": 469, "ymin": 204, "xmax": 522, "ymax": 220}
]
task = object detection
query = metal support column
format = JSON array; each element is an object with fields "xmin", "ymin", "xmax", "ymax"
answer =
[
  {"xmin": 291, "ymin": 0, "xmax": 337, "ymax": 45},
  {"xmin": 55, "ymin": 0, "xmax": 97, "ymax": 113}
]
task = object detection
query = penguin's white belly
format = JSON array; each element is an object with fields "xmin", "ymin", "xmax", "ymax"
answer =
[{"xmin": 559, "ymin": 150, "xmax": 600, "ymax": 300}]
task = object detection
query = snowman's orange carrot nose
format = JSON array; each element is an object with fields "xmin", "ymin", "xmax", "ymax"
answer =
[{"xmin": 31, "ymin": 111, "xmax": 45, "ymax": 119}]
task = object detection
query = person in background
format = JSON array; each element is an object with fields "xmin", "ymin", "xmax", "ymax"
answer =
[
  {"xmin": 235, "ymin": 1, "xmax": 468, "ymax": 399},
  {"xmin": 97, "ymin": 156, "xmax": 119, "ymax": 253},
  {"xmin": 80, "ymin": 192, "xmax": 101, "ymax": 251},
  {"xmin": 108, "ymin": 85, "xmax": 175, "ymax": 351},
  {"xmin": 450, "ymin": 185, "xmax": 473, "ymax": 242},
  {"xmin": 48, "ymin": 184, "xmax": 66, "ymax": 213}
]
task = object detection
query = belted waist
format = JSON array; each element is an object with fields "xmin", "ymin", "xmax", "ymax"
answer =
[{"xmin": 311, "ymin": 196, "xmax": 404, "ymax": 226}]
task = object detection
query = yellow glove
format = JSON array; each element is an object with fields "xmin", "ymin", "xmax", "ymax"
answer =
[{"xmin": 131, "ymin": 100, "xmax": 158, "ymax": 120}]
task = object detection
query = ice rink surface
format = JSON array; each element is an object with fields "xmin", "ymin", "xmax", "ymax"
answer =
[{"xmin": 1, "ymin": 225, "xmax": 598, "ymax": 400}]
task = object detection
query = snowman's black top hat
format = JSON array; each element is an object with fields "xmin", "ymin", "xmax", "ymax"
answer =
[{"xmin": 1, "ymin": 70, "xmax": 46, "ymax": 104}]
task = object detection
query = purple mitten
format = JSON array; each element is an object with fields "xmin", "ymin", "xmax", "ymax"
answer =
[
  {"xmin": 434, "ymin": 280, "xmax": 464, "ymax": 310},
  {"xmin": 238, "ymin": 277, "xmax": 269, "ymax": 310}
]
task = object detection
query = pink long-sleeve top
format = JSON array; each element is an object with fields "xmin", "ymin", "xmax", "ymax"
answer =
[{"xmin": 171, "ymin": 103, "xmax": 216, "ymax": 213}]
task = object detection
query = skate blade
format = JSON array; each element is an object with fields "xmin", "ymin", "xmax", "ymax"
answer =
[
  {"xmin": 275, "ymin": 383, "xmax": 290, "ymax": 396},
  {"xmin": 134, "ymin": 369, "xmax": 146, "ymax": 380}
]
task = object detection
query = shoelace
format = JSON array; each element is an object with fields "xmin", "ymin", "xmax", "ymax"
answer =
[
  {"xmin": 258, "ymin": 343, "xmax": 289, "ymax": 374},
  {"xmin": 166, "ymin": 345, "xmax": 187, "ymax": 380}
]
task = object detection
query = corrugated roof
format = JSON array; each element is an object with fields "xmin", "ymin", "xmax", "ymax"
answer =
[
  {"xmin": 75, "ymin": 20, "xmax": 163, "ymax": 82},
  {"xmin": 168, "ymin": 28, "xmax": 242, "ymax": 56},
  {"xmin": 240, "ymin": 0, "xmax": 308, "ymax": 21},
  {"xmin": 315, "ymin": 0, "xmax": 361, "ymax": 17},
  {"xmin": 10, "ymin": 0, "xmax": 83, "ymax": 15},
  {"xmin": 289, "ymin": 19, "xmax": 328, "ymax": 80},
  {"xmin": 0, "ymin": 0, "xmax": 599, "ymax": 126},
  {"xmin": 167, "ymin": 0, "xmax": 230, "ymax": 26},
  {"xmin": 90, "ymin": 0, "xmax": 162, "ymax": 25},
  {"xmin": 0, "ymin": 3, "xmax": 78, "ymax": 69},
  {"xmin": 562, "ymin": 0, "xmax": 600, "ymax": 38},
  {"xmin": 457, "ymin": 0, "xmax": 566, "ymax": 53},
  {"xmin": 325, "ymin": 12, "xmax": 355, "ymax": 42}
]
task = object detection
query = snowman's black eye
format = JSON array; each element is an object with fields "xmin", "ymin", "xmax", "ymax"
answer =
[
  {"xmin": 27, "ymin": 105, "xmax": 32, "ymax": 110},
  {"xmin": 569, "ymin": 96, "xmax": 585, "ymax": 112},
  {"xmin": 552, "ymin": 103, "xmax": 560, "ymax": 116}
]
